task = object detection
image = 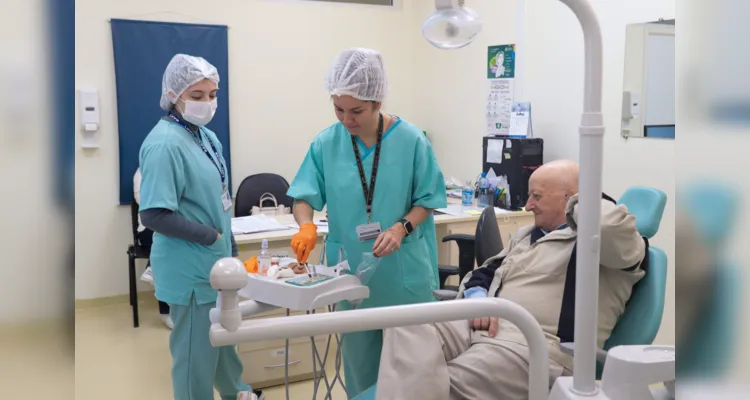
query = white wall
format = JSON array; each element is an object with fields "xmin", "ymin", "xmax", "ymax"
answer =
[
  {"xmin": 411, "ymin": 0, "xmax": 675, "ymax": 344},
  {"xmin": 74, "ymin": 0, "xmax": 419, "ymax": 300}
]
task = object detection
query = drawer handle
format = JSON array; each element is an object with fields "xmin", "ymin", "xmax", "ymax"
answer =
[{"xmin": 264, "ymin": 360, "xmax": 301, "ymax": 369}]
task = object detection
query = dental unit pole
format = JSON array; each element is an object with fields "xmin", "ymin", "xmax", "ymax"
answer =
[{"xmin": 210, "ymin": 258, "xmax": 551, "ymax": 400}]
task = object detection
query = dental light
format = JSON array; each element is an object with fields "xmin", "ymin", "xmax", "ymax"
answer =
[{"xmin": 422, "ymin": 0, "xmax": 483, "ymax": 50}]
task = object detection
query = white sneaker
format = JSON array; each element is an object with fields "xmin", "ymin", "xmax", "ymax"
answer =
[
  {"xmin": 237, "ymin": 390, "xmax": 263, "ymax": 400},
  {"xmin": 140, "ymin": 267, "xmax": 154, "ymax": 285},
  {"xmin": 161, "ymin": 314, "xmax": 174, "ymax": 330}
]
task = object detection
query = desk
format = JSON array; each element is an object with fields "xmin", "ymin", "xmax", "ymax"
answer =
[{"xmin": 233, "ymin": 202, "xmax": 533, "ymax": 389}]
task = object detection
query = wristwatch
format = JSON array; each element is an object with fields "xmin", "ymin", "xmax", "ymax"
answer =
[{"xmin": 400, "ymin": 219, "xmax": 414, "ymax": 236}]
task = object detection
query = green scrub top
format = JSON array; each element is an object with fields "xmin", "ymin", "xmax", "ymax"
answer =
[
  {"xmin": 287, "ymin": 118, "xmax": 447, "ymax": 308},
  {"xmin": 138, "ymin": 119, "xmax": 232, "ymax": 306}
]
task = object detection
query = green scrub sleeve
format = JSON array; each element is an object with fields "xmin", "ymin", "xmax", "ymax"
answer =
[
  {"xmin": 138, "ymin": 142, "xmax": 186, "ymax": 212},
  {"xmin": 287, "ymin": 139, "xmax": 327, "ymax": 211},
  {"xmin": 411, "ymin": 135, "xmax": 447, "ymax": 210}
]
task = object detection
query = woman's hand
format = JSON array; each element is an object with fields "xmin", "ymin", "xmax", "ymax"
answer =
[{"xmin": 372, "ymin": 223, "xmax": 406, "ymax": 258}]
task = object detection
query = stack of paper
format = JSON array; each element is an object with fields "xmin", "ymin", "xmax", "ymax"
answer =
[
  {"xmin": 231, "ymin": 215, "xmax": 291, "ymax": 235},
  {"xmin": 287, "ymin": 222, "xmax": 329, "ymax": 234}
]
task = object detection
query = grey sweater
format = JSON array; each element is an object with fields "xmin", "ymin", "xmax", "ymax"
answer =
[{"xmin": 141, "ymin": 208, "xmax": 238, "ymax": 257}]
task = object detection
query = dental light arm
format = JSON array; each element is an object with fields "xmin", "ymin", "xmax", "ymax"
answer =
[{"xmin": 210, "ymin": 258, "xmax": 551, "ymax": 400}]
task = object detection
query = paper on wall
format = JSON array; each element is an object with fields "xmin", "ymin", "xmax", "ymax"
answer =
[
  {"xmin": 487, "ymin": 139, "xmax": 505, "ymax": 164},
  {"xmin": 485, "ymin": 79, "xmax": 515, "ymax": 135}
]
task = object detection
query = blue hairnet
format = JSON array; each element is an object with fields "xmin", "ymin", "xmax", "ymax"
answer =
[{"xmin": 160, "ymin": 54, "xmax": 220, "ymax": 111}]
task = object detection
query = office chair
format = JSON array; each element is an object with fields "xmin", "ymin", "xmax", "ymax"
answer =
[
  {"xmin": 126, "ymin": 200, "xmax": 151, "ymax": 328},
  {"xmin": 434, "ymin": 206, "xmax": 503, "ymax": 301},
  {"xmin": 234, "ymin": 173, "xmax": 294, "ymax": 217},
  {"xmin": 561, "ymin": 186, "xmax": 668, "ymax": 379}
]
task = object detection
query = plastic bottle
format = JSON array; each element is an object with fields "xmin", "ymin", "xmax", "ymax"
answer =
[
  {"xmin": 461, "ymin": 180, "xmax": 474, "ymax": 206},
  {"xmin": 477, "ymin": 172, "xmax": 491, "ymax": 208},
  {"xmin": 259, "ymin": 239, "xmax": 271, "ymax": 275}
]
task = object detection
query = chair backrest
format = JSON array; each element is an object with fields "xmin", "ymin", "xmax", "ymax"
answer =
[
  {"xmin": 474, "ymin": 206, "xmax": 503, "ymax": 269},
  {"xmin": 130, "ymin": 200, "xmax": 140, "ymax": 246},
  {"xmin": 604, "ymin": 186, "xmax": 668, "ymax": 349},
  {"xmin": 234, "ymin": 173, "xmax": 294, "ymax": 217}
]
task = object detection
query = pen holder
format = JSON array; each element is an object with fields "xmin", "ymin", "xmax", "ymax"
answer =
[{"xmin": 494, "ymin": 191, "xmax": 509, "ymax": 209}]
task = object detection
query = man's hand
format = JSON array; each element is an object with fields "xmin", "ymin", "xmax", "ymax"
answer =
[{"xmin": 470, "ymin": 317, "xmax": 498, "ymax": 337}]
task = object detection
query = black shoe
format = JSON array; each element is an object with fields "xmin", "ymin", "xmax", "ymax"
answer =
[{"xmin": 254, "ymin": 389, "xmax": 264, "ymax": 400}]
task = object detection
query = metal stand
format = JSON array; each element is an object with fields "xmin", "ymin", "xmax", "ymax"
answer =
[
  {"xmin": 308, "ymin": 304, "xmax": 348, "ymax": 399},
  {"xmin": 307, "ymin": 238, "xmax": 348, "ymax": 399}
]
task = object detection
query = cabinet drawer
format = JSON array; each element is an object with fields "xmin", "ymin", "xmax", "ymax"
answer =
[
  {"xmin": 238, "ymin": 333, "xmax": 333, "ymax": 353},
  {"xmin": 241, "ymin": 339, "xmax": 329, "ymax": 388}
]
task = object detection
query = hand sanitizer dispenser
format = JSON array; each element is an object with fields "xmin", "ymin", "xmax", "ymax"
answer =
[{"xmin": 79, "ymin": 87, "xmax": 99, "ymax": 148}]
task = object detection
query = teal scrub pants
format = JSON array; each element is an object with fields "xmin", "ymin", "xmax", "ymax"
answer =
[{"xmin": 169, "ymin": 295, "xmax": 251, "ymax": 400}]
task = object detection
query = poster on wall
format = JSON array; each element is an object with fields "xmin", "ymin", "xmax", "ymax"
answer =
[{"xmin": 486, "ymin": 44, "xmax": 516, "ymax": 136}]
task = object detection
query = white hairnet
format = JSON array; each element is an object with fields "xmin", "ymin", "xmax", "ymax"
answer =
[
  {"xmin": 325, "ymin": 48, "xmax": 388, "ymax": 102},
  {"xmin": 160, "ymin": 54, "xmax": 220, "ymax": 111}
]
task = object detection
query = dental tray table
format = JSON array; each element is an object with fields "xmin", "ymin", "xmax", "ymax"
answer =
[{"xmin": 238, "ymin": 265, "xmax": 370, "ymax": 311}]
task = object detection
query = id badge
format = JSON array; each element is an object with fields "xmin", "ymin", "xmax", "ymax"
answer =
[
  {"xmin": 221, "ymin": 189, "xmax": 233, "ymax": 212},
  {"xmin": 356, "ymin": 222, "xmax": 382, "ymax": 242}
]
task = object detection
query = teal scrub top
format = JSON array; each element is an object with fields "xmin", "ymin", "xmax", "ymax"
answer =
[
  {"xmin": 138, "ymin": 119, "xmax": 232, "ymax": 306},
  {"xmin": 287, "ymin": 118, "xmax": 447, "ymax": 308}
]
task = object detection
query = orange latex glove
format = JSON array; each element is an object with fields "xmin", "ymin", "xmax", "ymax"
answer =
[
  {"xmin": 291, "ymin": 223, "xmax": 318, "ymax": 264},
  {"xmin": 244, "ymin": 256, "xmax": 258, "ymax": 274}
]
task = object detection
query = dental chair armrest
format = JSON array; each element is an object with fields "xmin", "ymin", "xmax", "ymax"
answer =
[
  {"xmin": 560, "ymin": 342, "xmax": 609, "ymax": 365},
  {"xmin": 433, "ymin": 289, "xmax": 459, "ymax": 301}
]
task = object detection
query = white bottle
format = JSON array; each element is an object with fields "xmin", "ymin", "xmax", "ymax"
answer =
[{"xmin": 258, "ymin": 239, "xmax": 271, "ymax": 275}]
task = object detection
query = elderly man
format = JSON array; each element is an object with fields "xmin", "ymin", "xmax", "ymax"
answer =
[{"xmin": 375, "ymin": 160, "xmax": 647, "ymax": 400}]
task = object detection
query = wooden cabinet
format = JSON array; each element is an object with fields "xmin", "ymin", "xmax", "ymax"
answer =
[{"xmin": 237, "ymin": 307, "xmax": 336, "ymax": 389}]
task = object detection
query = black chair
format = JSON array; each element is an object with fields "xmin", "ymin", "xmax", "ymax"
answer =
[
  {"xmin": 127, "ymin": 200, "xmax": 150, "ymax": 328},
  {"xmin": 435, "ymin": 207, "xmax": 504, "ymax": 300},
  {"xmin": 234, "ymin": 173, "xmax": 294, "ymax": 217}
]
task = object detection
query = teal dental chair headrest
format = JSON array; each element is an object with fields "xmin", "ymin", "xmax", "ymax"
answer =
[
  {"xmin": 680, "ymin": 183, "xmax": 738, "ymax": 248},
  {"xmin": 617, "ymin": 186, "xmax": 667, "ymax": 239}
]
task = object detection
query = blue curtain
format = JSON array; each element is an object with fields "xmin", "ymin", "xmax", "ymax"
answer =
[
  {"xmin": 111, "ymin": 19, "xmax": 231, "ymax": 205},
  {"xmin": 50, "ymin": 0, "xmax": 75, "ymax": 208}
]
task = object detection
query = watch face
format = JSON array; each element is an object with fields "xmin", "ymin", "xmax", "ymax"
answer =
[{"xmin": 402, "ymin": 219, "xmax": 413, "ymax": 234}]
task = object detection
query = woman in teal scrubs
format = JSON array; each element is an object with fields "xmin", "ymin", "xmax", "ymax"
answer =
[
  {"xmin": 138, "ymin": 54, "xmax": 261, "ymax": 400},
  {"xmin": 287, "ymin": 48, "xmax": 447, "ymax": 398}
]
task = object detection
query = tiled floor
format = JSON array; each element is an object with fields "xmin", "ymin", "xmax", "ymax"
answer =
[{"xmin": 75, "ymin": 297, "xmax": 348, "ymax": 400}]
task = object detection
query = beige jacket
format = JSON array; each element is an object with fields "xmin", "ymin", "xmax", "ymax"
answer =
[{"xmin": 458, "ymin": 194, "xmax": 646, "ymax": 370}]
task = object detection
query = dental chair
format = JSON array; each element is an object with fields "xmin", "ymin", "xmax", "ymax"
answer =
[
  {"xmin": 676, "ymin": 184, "xmax": 739, "ymax": 379},
  {"xmin": 352, "ymin": 186, "xmax": 668, "ymax": 400},
  {"xmin": 559, "ymin": 186, "xmax": 669, "ymax": 378}
]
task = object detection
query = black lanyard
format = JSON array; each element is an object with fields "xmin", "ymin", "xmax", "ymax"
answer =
[
  {"xmin": 351, "ymin": 113, "xmax": 384, "ymax": 219},
  {"xmin": 168, "ymin": 113, "xmax": 226, "ymax": 188}
]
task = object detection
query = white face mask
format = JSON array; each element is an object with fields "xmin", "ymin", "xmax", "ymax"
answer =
[{"xmin": 180, "ymin": 98, "xmax": 217, "ymax": 126}]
